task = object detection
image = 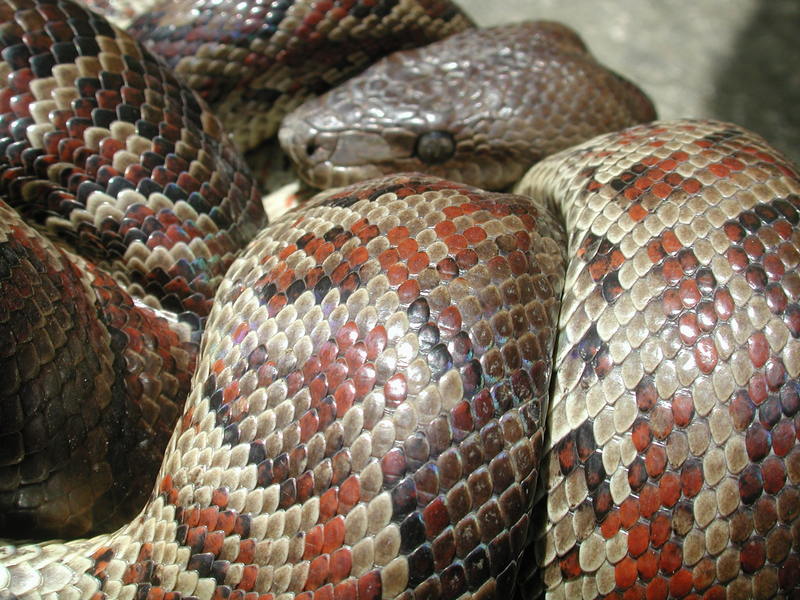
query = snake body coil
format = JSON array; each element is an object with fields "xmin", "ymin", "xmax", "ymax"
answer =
[{"xmin": 0, "ymin": 0, "xmax": 799, "ymax": 599}]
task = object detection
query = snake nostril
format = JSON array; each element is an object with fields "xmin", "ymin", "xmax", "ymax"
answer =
[{"xmin": 305, "ymin": 140, "xmax": 317, "ymax": 157}]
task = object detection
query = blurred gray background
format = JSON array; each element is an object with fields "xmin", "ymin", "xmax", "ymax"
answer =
[{"xmin": 458, "ymin": 0, "xmax": 800, "ymax": 164}]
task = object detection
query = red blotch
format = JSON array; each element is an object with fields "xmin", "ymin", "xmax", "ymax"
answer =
[
  {"xmin": 638, "ymin": 550, "xmax": 659, "ymax": 581},
  {"xmin": 658, "ymin": 541, "xmax": 682, "ymax": 574},
  {"xmin": 322, "ymin": 516, "xmax": 346, "ymax": 554},
  {"xmin": 668, "ymin": 569, "xmax": 694, "ymax": 598},
  {"xmin": 693, "ymin": 336, "xmax": 718, "ymax": 374},
  {"xmin": 649, "ymin": 513, "xmax": 671, "ymax": 548},
  {"xmin": 628, "ymin": 523, "xmax": 650, "ymax": 557},
  {"xmin": 671, "ymin": 391, "xmax": 695, "ymax": 428},
  {"xmin": 616, "ymin": 556, "xmax": 639, "ymax": 589}
]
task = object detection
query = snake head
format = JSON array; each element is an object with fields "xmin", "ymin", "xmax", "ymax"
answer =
[{"xmin": 279, "ymin": 21, "xmax": 657, "ymax": 191}]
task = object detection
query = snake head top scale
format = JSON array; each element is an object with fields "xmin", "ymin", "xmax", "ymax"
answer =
[
  {"xmin": 279, "ymin": 21, "xmax": 657, "ymax": 192},
  {"xmin": 119, "ymin": 0, "xmax": 475, "ymax": 153}
]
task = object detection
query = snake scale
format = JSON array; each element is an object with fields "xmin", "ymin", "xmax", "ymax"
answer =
[{"xmin": 0, "ymin": 1, "xmax": 799, "ymax": 600}]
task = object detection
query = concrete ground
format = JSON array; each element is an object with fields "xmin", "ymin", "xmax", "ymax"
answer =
[{"xmin": 458, "ymin": 0, "xmax": 800, "ymax": 164}]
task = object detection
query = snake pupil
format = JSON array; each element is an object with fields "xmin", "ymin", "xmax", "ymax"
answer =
[{"xmin": 415, "ymin": 130, "xmax": 456, "ymax": 164}]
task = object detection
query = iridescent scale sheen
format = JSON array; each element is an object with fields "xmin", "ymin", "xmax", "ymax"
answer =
[
  {"xmin": 0, "ymin": 0, "xmax": 264, "ymax": 537},
  {"xmin": 516, "ymin": 120, "xmax": 800, "ymax": 600},
  {"xmin": 0, "ymin": 173, "xmax": 566, "ymax": 598},
  {"xmin": 125, "ymin": 0, "xmax": 475, "ymax": 152}
]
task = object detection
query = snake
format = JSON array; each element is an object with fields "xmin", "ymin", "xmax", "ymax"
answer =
[{"xmin": 1, "ymin": 0, "xmax": 799, "ymax": 599}]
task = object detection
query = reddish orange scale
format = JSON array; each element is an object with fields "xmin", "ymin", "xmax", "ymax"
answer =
[
  {"xmin": 322, "ymin": 515, "xmax": 345, "ymax": 553},
  {"xmin": 639, "ymin": 485, "xmax": 661, "ymax": 519},
  {"xmin": 357, "ymin": 571, "xmax": 382, "ymax": 600},
  {"xmin": 708, "ymin": 163, "xmax": 730, "ymax": 178},
  {"xmin": 661, "ymin": 230, "xmax": 682, "ymax": 254},
  {"xmin": 631, "ymin": 419, "xmax": 652, "ymax": 451},
  {"xmin": 442, "ymin": 206, "xmax": 463, "ymax": 219},
  {"xmin": 646, "ymin": 446, "xmax": 668, "ymax": 480},
  {"xmin": 378, "ymin": 248, "xmax": 399, "ymax": 269},
  {"xmin": 334, "ymin": 579, "xmax": 357, "ymax": 600},
  {"xmin": 387, "ymin": 263, "xmax": 409, "ymax": 286},
  {"xmin": 334, "ymin": 380, "xmax": 357, "ymax": 414},
  {"xmin": 671, "ymin": 391, "xmax": 695, "ymax": 427},
  {"xmin": 198, "ymin": 507, "xmax": 219, "ymax": 530},
  {"xmin": 679, "ymin": 279, "xmax": 701, "ymax": 307},
  {"xmin": 693, "ymin": 336, "xmax": 718, "ymax": 374},
  {"xmin": 211, "ymin": 488, "xmax": 229, "ymax": 508},
  {"xmin": 348, "ymin": 246, "xmax": 369, "ymax": 267},
  {"xmin": 771, "ymin": 420, "xmax": 796, "ymax": 456},
  {"xmin": 748, "ymin": 373, "xmax": 768, "ymax": 405},
  {"xmin": 668, "ymin": 569, "xmax": 694, "ymax": 599},
  {"xmin": 514, "ymin": 230, "xmax": 531, "ymax": 250},
  {"xmin": 445, "ymin": 234, "xmax": 468, "ymax": 250},
  {"xmin": 397, "ymin": 279, "xmax": 421, "ymax": 304},
  {"xmin": 463, "ymin": 225, "xmax": 487, "ymax": 243},
  {"xmin": 408, "ymin": 251, "xmax": 430, "ymax": 274},
  {"xmin": 338, "ymin": 476, "xmax": 360, "ymax": 514},
  {"xmin": 314, "ymin": 241, "xmax": 336, "ymax": 263},
  {"xmin": 364, "ymin": 326, "xmax": 387, "ymax": 360},
  {"xmin": 748, "ymin": 332, "xmax": 769, "ymax": 368},
  {"xmin": 435, "ymin": 220, "xmax": 456, "ymax": 237},
  {"xmin": 329, "ymin": 547, "xmax": 352, "ymax": 583},
  {"xmin": 658, "ymin": 541, "xmax": 683, "ymax": 575},
  {"xmin": 387, "ymin": 225, "xmax": 409, "ymax": 245},
  {"xmin": 304, "ymin": 525, "xmax": 324, "ymax": 560},
  {"xmin": 637, "ymin": 551, "xmax": 660, "ymax": 582},
  {"xmin": 739, "ymin": 539, "xmax": 766, "ymax": 573},
  {"xmin": 678, "ymin": 312, "xmax": 700, "ymax": 345},
  {"xmin": 661, "ymin": 289, "xmax": 682, "ymax": 318},
  {"xmin": 384, "ymin": 373, "xmax": 408, "ymax": 407},
  {"xmin": 619, "ymin": 497, "xmax": 640, "ymax": 529},
  {"xmin": 628, "ymin": 523, "xmax": 650, "ymax": 557},
  {"xmin": 335, "ymin": 322, "xmax": 359, "ymax": 349},
  {"xmin": 305, "ymin": 555, "xmax": 330, "ymax": 590},
  {"xmin": 313, "ymin": 585, "xmax": 334, "ymax": 600},
  {"xmin": 223, "ymin": 381, "xmax": 239, "ymax": 405},
  {"xmin": 681, "ymin": 177, "xmax": 703, "ymax": 194},
  {"xmin": 203, "ymin": 530, "xmax": 225, "ymax": 555},
  {"xmin": 652, "ymin": 182, "xmax": 672, "ymax": 199},
  {"xmin": 330, "ymin": 262, "xmax": 351, "ymax": 285},
  {"xmin": 299, "ymin": 410, "xmax": 320, "ymax": 443},
  {"xmin": 616, "ymin": 556, "xmax": 639, "ymax": 589},
  {"xmin": 357, "ymin": 224, "xmax": 380, "ymax": 243},
  {"xmin": 661, "ymin": 258, "xmax": 683, "ymax": 284},
  {"xmin": 559, "ymin": 547, "xmax": 581, "ymax": 580},
  {"xmin": 649, "ymin": 513, "xmax": 671, "ymax": 548},
  {"xmin": 456, "ymin": 248, "xmax": 479, "ymax": 269},
  {"xmin": 423, "ymin": 496, "xmax": 450, "ymax": 538},
  {"xmin": 396, "ymin": 237, "xmax": 418, "ymax": 259},
  {"xmin": 629, "ymin": 204, "xmax": 648, "ymax": 222},
  {"xmin": 589, "ymin": 255, "xmax": 611, "ymax": 282},
  {"xmin": 601, "ymin": 511, "xmax": 621, "ymax": 538}
]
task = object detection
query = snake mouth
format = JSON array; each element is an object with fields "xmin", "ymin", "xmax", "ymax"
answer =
[{"xmin": 279, "ymin": 117, "xmax": 418, "ymax": 189}]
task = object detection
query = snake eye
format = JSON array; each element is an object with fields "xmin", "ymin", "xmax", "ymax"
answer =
[{"xmin": 415, "ymin": 131, "xmax": 455, "ymax": 164}]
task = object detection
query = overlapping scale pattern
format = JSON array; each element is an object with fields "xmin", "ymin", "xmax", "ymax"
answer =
[
  {"xmin": 126, "ymin": 0, "xmax": 475, "ymax": 153},
  {"xmin": 279, "ymin": 21, "xmax": 656, "ymax": 192},
  {"xmin": 0, "ymin": 0, "xmax": 265, "ymax": 318},
  {"xmin": 0, "ymin": 198, "xmax": 197, "ymax": 538},
  {"xmin": 515, "ymin": 120, "xmax": 800, "ymax": 600},
  {"xmin": 0, "ymin": 0, "xmax": 265, "ymax": 538},
  {"xmin": 0, "ymin": 173, "xmax": 565, "ymax": 598}
]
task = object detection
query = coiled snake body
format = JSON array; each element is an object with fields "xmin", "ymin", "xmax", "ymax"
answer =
[{"xmin": 0, "ymin": 1, "xmax": 799, "ymax": 599}]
